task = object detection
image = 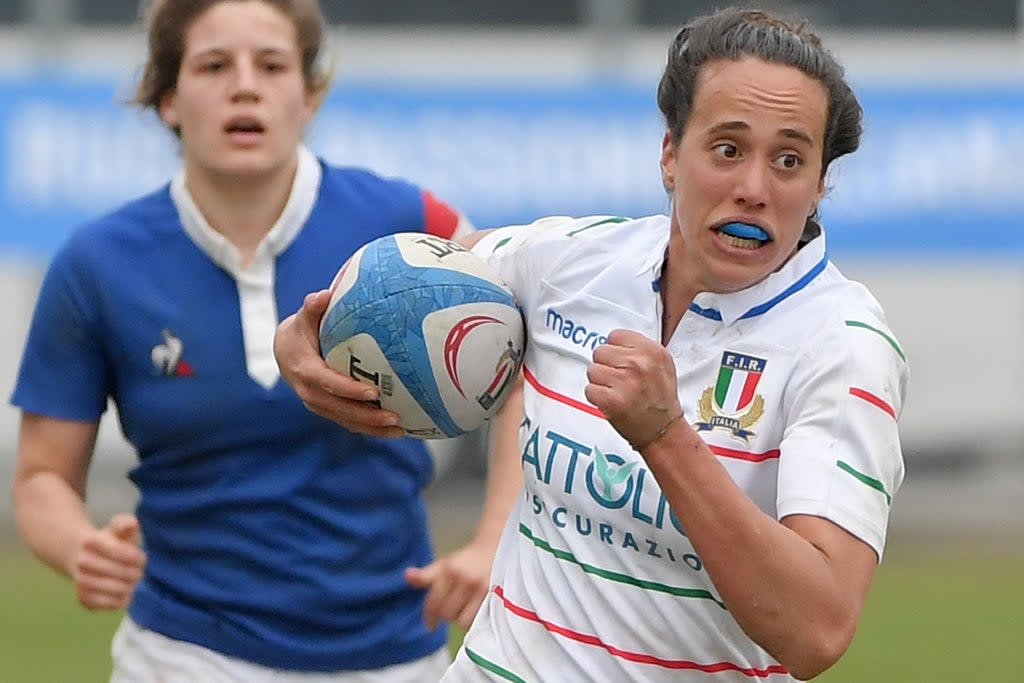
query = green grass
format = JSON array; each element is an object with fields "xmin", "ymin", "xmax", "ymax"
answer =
[
  {"xmin": 2, "ymin": 543, "xmax": 1021, "ymax": 682},
  {"xmin": 0, "ymin": 550, "xmax": 123, "ymax": 682},
  {"xmin": 819, "ymin": 547, "xmax": 1024, "ymax": 683}
]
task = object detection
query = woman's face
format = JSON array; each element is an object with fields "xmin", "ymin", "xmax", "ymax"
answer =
[
  {"xmin": 159, "ymin": 0, "xmax": 315, "ymax": 181},
  {"xmin": 661, "ymin": 56, "xmax": 828, "ymax": 296}
]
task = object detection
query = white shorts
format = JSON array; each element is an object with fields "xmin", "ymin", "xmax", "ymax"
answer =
[{"xmin": 110, "ymin": 617, "xmax": 451, "ymax": 683}]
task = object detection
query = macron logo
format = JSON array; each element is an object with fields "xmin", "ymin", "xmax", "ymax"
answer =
[{"xmin": 545, "ymin": 308, "xmax": 608, "ymax": 351}]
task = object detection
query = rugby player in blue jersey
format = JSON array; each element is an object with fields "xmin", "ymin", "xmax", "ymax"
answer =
[{"xmin": 10, "ymin": 1, "xmax": 520, "ymax": 681}]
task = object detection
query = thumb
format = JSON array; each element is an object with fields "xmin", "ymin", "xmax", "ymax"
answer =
[
  {"xmin": 108, "ymin": 514, "xmax": 141, "ymax": 545},
  {"xmin": 302, "ymin": 289, "xmax": 332, "ymax": 323},
  {"xmin": 404, "ymin": 562, "xmax": 439, "ymax": 589}
]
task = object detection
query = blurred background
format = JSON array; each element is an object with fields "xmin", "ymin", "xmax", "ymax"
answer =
[{"xmin": 0, "ymin": 1, "xmax": 1022, "ymax": 681}]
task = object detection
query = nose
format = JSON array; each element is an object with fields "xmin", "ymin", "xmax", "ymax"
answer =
[
  {"xmin": 230, "ymin": 56, "xmax": 260, "ymax": 100},
  {"xmin": 733, "ymin": 159, "xmax": 769, "ymax": 208}
]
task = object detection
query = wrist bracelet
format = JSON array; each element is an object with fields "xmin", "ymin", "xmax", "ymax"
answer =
[{"xmin": 633, "ymin": 410, "xmax": 685, "ymax": 452}]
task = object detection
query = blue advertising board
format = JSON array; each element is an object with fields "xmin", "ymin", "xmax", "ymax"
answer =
[{"xmin": 1, "ymin": 75, "xmax": 1021, "ymax": 261}]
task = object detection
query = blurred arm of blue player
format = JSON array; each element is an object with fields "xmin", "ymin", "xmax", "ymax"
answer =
[
  {"xmin": 13, "ymin": 414, "xmax": 147, "ymax": 610},
  {"xmin": 404, "ymin": 373, "xmax": 523, "ymax": 631}
]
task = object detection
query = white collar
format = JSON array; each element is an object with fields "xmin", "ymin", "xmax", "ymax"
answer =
[{"xmin": 170, "ymin": 145, "xmax": 322, "ymax": 275}]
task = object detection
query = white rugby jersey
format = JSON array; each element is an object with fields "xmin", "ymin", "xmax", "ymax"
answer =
[{"xmin": 445, "ymin": 215, "xmax": 907, "ymax": 683}]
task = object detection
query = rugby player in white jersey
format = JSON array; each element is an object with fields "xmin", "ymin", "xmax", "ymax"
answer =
[{"xmin": 276, "ymin": 7, "xmax": 907, "ymax": 681}]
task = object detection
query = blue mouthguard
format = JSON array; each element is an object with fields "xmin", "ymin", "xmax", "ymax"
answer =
[{"xmin": 718, "ymin": 222, "xmax": 770, "ymax": 242}]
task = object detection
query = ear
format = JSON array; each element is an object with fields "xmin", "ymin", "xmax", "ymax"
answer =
[
  {"xmin": 813, "ymin": 172, "xmax": 826, "ymax": 212},
  {"xmin": 158, "ymin": 89, "xmax": 180, "ymax": 130},
  {"xmin": 660, "ymin": 131, "xmax": 676, "ymax": 192},
  {"xmin": 300, "ymin": 85, "xmax": 317, "ymax": 123}
]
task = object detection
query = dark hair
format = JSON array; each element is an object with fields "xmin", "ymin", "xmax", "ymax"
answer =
[
  {"xmin": 134, "ymin": 0, "xmax": 329, "ymax": 116},
  {"xmin": 656, "ymin": 7, "xmax": 862, "ymax": 174}
]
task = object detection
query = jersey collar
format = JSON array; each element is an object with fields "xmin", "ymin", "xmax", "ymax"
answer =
[
  {"xmin": 638, "ymin": 218, "xmax": 829, "ymax": 326},
  {"xmin": 171, "ymin": 145, "xmax": 322, "ymax": 274},
  {"xmin": 689, "ymin": 221, "xmax": 829, "ymax": 325}
]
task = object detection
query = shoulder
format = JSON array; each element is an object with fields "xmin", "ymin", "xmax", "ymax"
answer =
[
  {"xmin": 474, "ymin": 214, "xmax": 648, "ymax": 260},
  {"xmin": 57, "ymin": 185, "xmax": 177, "ymax": 268},
  {"xmin": 469, "ymin": 215, "xmax": 661, "ymax": 311},
  {"xmin": 317, "ymin": 162, "xmax": 465, "ymax": 234},
  {"xmin": 318, "ymin": 163, "xmax": 421, "ymax": 200},
  {"xmin": 806, "ymin": 265, "xmax": 903, "ymax": 351},
  {"xmin": 766, "ymin": 262, "xmax": 897, "ymax": 344},
  {"xmin": 31, "ymin": 187, "xmax": 177, "ymax": 321},
  {"xmin": 788, "ymin": 265, "xmax": 909, "ymax": 407}
]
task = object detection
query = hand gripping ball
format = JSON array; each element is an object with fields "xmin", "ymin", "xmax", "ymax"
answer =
[{"xmin": 319, "ymin": 232, "xmax": 525, "ymax": 439}]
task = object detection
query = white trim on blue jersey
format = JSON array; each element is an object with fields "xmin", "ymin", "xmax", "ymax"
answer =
[{"xmin": 171, "ymin": 145, "xmax": 322, "ymax": 388}]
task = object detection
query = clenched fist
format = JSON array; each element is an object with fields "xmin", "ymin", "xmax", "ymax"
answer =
[
  {"xmin": 70, "ymin": 513, "xmax": 146, "ymax": 610},
  {"xmin": 584, "ymin": 329, "xmax": 683, "ymax": 451}
]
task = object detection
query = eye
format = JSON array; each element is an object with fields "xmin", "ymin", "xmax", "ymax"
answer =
[
  {"xmin": 774, "ymin": 153, "xmax": 803, "ymax": 169},
  {"xmin": 712, "ymin": 143, "xmax": 739, "ymax": 160},
  {"xmin": 262, "ymin": 61, "xmax": 288, "ymax": 73},
  {"xmin": 200, "ymin": 60, "xmax": 225, "ymax": 73}
]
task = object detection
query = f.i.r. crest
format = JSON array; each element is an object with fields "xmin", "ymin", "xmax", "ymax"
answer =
[{"xmin": 695, "ymin": 351, "xmax": 766, "ymax": 442}]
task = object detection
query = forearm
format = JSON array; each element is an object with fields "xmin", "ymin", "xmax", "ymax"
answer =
[
  {"xmin": 409, "ymin": 381, "xmax": 523, "ymax": 630},
  {"xmin": 642, "ymin": 421, "xmax": 856, "ymax": 678},
  {"xmin": 471, "ymin": 375, "xmax": 524, "ymax": 549},
  {"xmin": 13, "ymin": 471, "xmax": 95, "ymax": 577}
]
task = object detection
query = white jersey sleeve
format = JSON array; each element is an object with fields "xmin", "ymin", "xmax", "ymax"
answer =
[{"xmin": 776, "ymin": 309, "xmax": 908, "ymax": 559}]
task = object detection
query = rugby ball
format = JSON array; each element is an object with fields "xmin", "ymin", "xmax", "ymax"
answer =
[{"xmin": 319, "ymin": 232, "xmax": 525, "ymax": 439}]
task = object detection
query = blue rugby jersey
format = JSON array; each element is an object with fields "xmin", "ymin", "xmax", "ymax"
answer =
[{"xmin": 11, "ymin": 150, "xmax": 466, "ymax": 671}]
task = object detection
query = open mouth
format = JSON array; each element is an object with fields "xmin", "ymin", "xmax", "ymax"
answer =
[
  {"xmin": 225, "ymin": 117, "xmax": 266, "ymax": 136},
  {"xmin": 715, "ymin": 222, "xmax": 771, "ymax": 249}
]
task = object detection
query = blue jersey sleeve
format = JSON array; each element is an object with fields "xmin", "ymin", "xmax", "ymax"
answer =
[{"xmin": 10, "ymin": 241, "xmax": 111, "ymax": 420}]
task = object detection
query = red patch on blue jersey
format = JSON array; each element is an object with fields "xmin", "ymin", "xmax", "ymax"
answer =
[{"xmin": 422, "ymin": 190, "xmax": 459, "ymax": 238}]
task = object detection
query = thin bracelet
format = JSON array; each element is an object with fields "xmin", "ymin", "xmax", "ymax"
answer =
[{"xmin": 633, "ymin": 411, "xmax": 685, "ymax": 451}]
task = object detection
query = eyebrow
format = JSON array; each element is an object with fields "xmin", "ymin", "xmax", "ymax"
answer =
[
  {"xmin": 188, "ymin": 46, "xmax": 294, "ymax": 59},
  {"xmin": 707, "ymin": 120, "xmax": 815, "ymax": 147}
]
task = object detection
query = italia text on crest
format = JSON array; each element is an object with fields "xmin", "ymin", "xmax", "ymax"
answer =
[{"xmin": 695, "ymin": 351, "xmax": 766, "ymax": 442}]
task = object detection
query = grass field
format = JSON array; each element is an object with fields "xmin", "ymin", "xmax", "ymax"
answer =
[{"xmin": 1, "ymin": 543, "xmax": 1021, "ymax": 682}]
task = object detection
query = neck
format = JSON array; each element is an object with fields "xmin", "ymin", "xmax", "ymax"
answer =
[
  {"xmin": 659, "ymin": 231, "xmax": 699, "ymax": 345},
  {"xmin": 184, "ymin": 156, "xmax": 299, "ymax": 266}
]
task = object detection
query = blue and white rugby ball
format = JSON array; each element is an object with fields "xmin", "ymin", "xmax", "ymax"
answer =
[{"xmin": 319, "ymin": 232, "xmax": 525, "ymax": 439}]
